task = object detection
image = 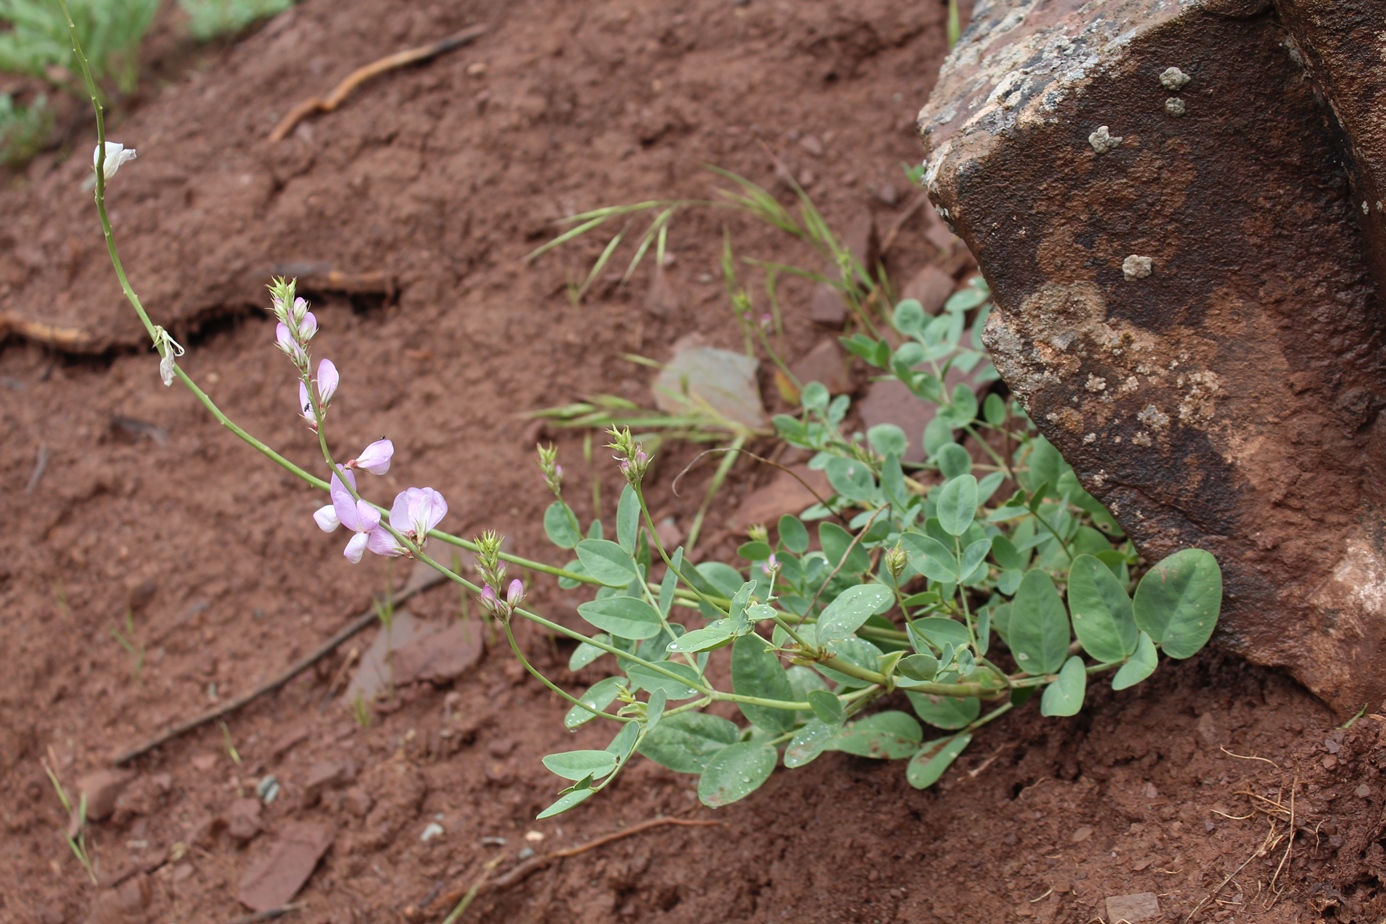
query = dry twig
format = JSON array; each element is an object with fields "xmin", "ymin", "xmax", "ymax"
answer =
[
  {"xmin": 433, "ymin": 816, "xmax": 723, "ymax": 921},
  {"xmin": 113, "ymin": 570, "xmax": 448, "ymax": 765},
  {"xmin": 269, "ymin": 24, "xmax": 489, "ymax": 142}
]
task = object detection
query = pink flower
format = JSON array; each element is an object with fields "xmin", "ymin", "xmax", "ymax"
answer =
[
  {"xmin": 298, "ymin": 381, "xmax": 315, "ymax": 427},
  {"xmin": 389, "ymin": 487, "xmax": 448, "ymax": 546},
  {"xmin": 275, "ymin": 322, "xmax": 307, "ymax": 364},
  {"xmin": 506, "ymin": 578, "xmax": 524, "ymax": 607},
  {"xmin": 347, "ymin": 439, "xmax": 393, "ymax": 475},
  {"xmin": 316, "ymin": 358, "xmax": 339, "ymax": 405},
  {"xmin": 313, "ymin": 471, "xmax": 390, "ymax": 563}
]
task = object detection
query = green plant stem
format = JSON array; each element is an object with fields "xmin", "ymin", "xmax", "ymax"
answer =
[{"xmin": 500, "ymin": 619, "xmax": 634, "ymax": 723}]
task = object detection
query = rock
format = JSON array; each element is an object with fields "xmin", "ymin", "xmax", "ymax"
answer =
[
  {"xmin": 918, "ymin": 0, "xmax": 1386, "ymax": 714},
  {"xmin": 225, "ymin": 797, "xmax": 262, "ymax": 843},
  {"xmin": 302, "ymin": 760, "xmax": 357, "ymax": 805},
  {"xmin": 487, "ymin": 737, "xmax": 517, "ymax": 758},
  {"xmin": 644, "ymin": 264, "xmax": 681, "ymax": 318},
  {"xmin": 342, "ymin": 609, "xmax": 433, "ymax": 704},
  {"xmin": 901, "ymin": 265, "xmax": 956, "ymax": 317},
  {"xmin": 798, "ymin": 134, "xmax": 824, "ymax": 157},
  {"xmin": 77, "ymin": 768, "xmax": 134, "ymax": 822},
  {"xmin": 858, "ymin": 363, "xmax": 975, "ymax": 463},
  {"xmin": 236, "ymin": 822, "xmax": 334, "ymax": 912},
  {"xmin": 342, "ymin": 788, "xmax": 373, "ymax": 818},
  {"xmin": 653, "ymin": 335, "xmax": 766, "ymax": 430},
  {"xmin": 1104, "ymin": 892, "xmax": 1160, "ymax": 923},
  {"xmin": 808, "ymin": 211, "xmax": 879, "ymax": 327},
  {"xmin": 391, "ymin": 619, "xmax": 484, "ymax": 686},
  {"xmin": 790, "ymin": 340, "xmax": 852, "ymax": 395},
  {"xmin": 654, "ymin": 516, "xmax": 683, "ymax": 550},
  {"xmin": 729, "ymin": 465, "xmax": 832, "ymax": 532}
]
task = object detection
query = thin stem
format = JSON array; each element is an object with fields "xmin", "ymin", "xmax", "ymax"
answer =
[{"xmin": 501, "ymin": 620, "xmax": 632, "ymax": 723}]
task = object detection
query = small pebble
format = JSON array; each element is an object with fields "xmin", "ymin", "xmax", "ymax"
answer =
[
  {"xmin": 1165, "ymin": 98, "xmax": 1186, "ymax": 117},
  {"xmin": 420, "ymin": 822, "xmax": 445, "ymax": 843},
  {"xmin": 1159, "ymin": 67, "xmax": 1191, "ymax": 90},
  {"xmin": 1123, "ymin": 255, "xmax": 1153, "ymax": 280},
  {"xmin": 256, "ymin": 776, "xmax": 280, "ymax": 805}
]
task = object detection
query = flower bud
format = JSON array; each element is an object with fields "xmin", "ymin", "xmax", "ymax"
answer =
[
  {"xmin": 506, "ymin": 578, "xmax": 524, "ymax": 607},
  {"xmin": 349, "ymin": 439, "xmax": 393, "ymax": 476},
  {"xmin": 317, "ymin": 358, "xmax": 339, "ymax": 406},
  {"xmin": 885, "ymin": 542, "xmax": 908, "ymax": 583},
  {"xmin": 746, "ymin": 523, "xmax": 768, "ymax": 545}
]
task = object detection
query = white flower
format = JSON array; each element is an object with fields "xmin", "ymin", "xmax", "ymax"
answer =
[{"xmin": 93, "ymin": 142, "xmax": 137, "ymax": 180}]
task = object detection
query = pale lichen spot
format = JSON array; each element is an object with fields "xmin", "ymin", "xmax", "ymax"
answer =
[
  {"xmin": 1165, "ymin": 98, "xmax": 1186, "ymax": 117},
  {"xmin": 1159, "ymin": 67, "xmax": 1191, "ymax": 91},
  {"xmin": 1122, "ymin": 255, "xmax": 1153, "ymax": 280}
]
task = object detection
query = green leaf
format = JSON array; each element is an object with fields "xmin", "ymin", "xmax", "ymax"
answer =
[
  {"xmin": 575, "ymin": 539, "xmax": 640, "ymax": 587},
  {"xmin": 1040, "ymin": 655, "xmax": 1087, "ymax": 717},
  {"xmin": 826, "ymin": 457, "xmax": 876, "ymax": 502},
  {"xmin": 624, "ymin": 661, "xmax": 702, "ymax": 700},
  {"xmin": 731, "ymin": 635, "xmax": 798, "ymax": 733},
  {"xmin": 909, "ymin": 616, "xmax": 970, "ymax": 654},
  {"xmin": 1021, "ymin": 437, "xmax": 1065, "ymax": 496},
  {"xmin": 820, "ymin": 522, "xmax": 870, "ymax": 575},
  {"xmin": 830, "ymin": 711, "xmax": 923, "ymax": 759},
  {"xmin": 959, "ymin": 537, "xmax": 992, "ymax": 583},
  {"xmin": 868, "ymin": 423, "xmax": 909, "ymax": 459},
  {"xmin": 1133, "ymin": 549, "xmax": 1222, "ymax": 658},
  {"xmin": 779, "ymin": 515, "xmax": 809, "ymax": 554},
  {"xmin": 906, "ymin": 692, "xmax": 980, "ymax": 730},
  {"xmin": 738, "ymin": 541, "xmax": 773, "ymax": 562},
  {"xmin": 605, "ymin": 719, "xmax": 640, "ymax": 761},
  {"xmin": 784, "ymin": 720, "xmax": 836, "ymax": 768},
  {"xmin": 1009, "ymin": 570, "xmax": 1070, "ymax": 674},
  {"xmin": 645, "ymin": 690, "xmax": 667, "ymax": 730},
  {"xmin": 564, "ymin": 676, "xmax": 624, "ymax": 729},
  {"xmin": 817, "ymin": 637, "xmax": 884, "ymax": 687},
  {"xmin": 699, "ymin": 743, "xmax": 777, "ymax": 808},
  {"xmin": 1112, "ymin": 631, "xmax": 1158, "ymax": 691},
  {"xmin": 1067, "ymin": 554, "xmax": 1137, "ymax": 662},
  {"xmin": 934, "ymin": 442, "xmax": 972, "ymax": 478},
  {"xmin": 542, "ymin": 749, "xmax": 618, "ymax": 781},
  {"xmin": 807, "ymin": 689, "xmax": 844, "ymax": 726},
  {"xmin": 983, "ymin": 392, "xmax": 1007, "ymax": 426},
  {"xmin": 616, "ymin": 485, "xmax": 640, "ymax": 554},
  {"xmin": 937, "ymin": 475, "xmax": 978, "ymax": 537},
  {"xmin": 923, "ymin": 416, "xmax": 954, "ymax": 458},
  {"xmin": 950, "ymin": 383, "xmax": 979, "ymax": 423},
  {"xmin": 893, "ymin": 298, "xmax": 926, "ymax": 335},
  {"xmin": 544, "ymin": 502, "xmax": 582, "ymax": 549},
  {"xmin": 902, "ymin": 533, "xmax": 957, "ymax": 583},
  {"xmin": 637, "ymin": 713, "xmax": 739, "ymax": 773},
  {"xmin": 577, "ymin": 596, "xmax": 663, "ymax": 640},
  {"xmin": 907, "ymin": 733, "xmax": 972, "ymax": 789},
  {"xmin": 897, "ymin": 653, "xmax": 940, "ymax": 682},
  {"xmin": 536, "ymin": 785, "xmax": 595, "ymax": 819},
  {"xmin": 666, "ymin": 620, "xmax": 736, "ymax": 654},
  {"xmin": 817, "ymin": 583, "xmax": 894, "ymax": 644},
  {"xmin": 568, "ymin": 636, "xmax": 609, "ymax": 672},
  {"xmin": 657, "ymin": 563, "xmax": 678, "ymax": 618},
  {"xmin": 991, "ymin": 535, "xmax": 1026, "ymax": 572}
]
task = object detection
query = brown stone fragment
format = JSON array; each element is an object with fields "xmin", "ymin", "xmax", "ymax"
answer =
[
  {"xmin": 808, "ymin": 211, "xmax": 880, "ymax": 327},
  {"xmin": 918, "ymin": 0, "xmax": 1386, "ymax": 714},
  {"xmin": 790, "ymin": 340, "xmax": 852, "ymax": 395},
  {"xmin": 392, "ymin": 620, "xmax": 484, "ymax": 686},
  {"xmin": 1105, "ymin": 892, "xmax": 1161, "ymax": 923},
  {"xmin": 236, "ymin": 821, "xmax": 334, "ymax": 912},
  {"xmin": 224, "ymin": 797, "xmax": 262, "ymax": 843},
  {"xmin": 302, "ymin": 759, "xmax": 358, "ymax": 805},
  {"xmin": 729, "ymin": 466, "xmax": 831, "ymax": 532},
  {"xmin": 76, "ymin": 768, "xmax": 134, "ymax": 822},
  {"xmin": 901, "ymin": 265, "xmax": 956, "ymax": 316}
]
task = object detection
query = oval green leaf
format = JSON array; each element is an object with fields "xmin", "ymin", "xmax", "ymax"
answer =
[
  {"xmin": 1040, "ymin": 655, "xmax": 1087, "ymax": 717},
  {"xmin": 817, "ymin": 583, "xmax": 894, "ymax": 644},
  {"xmin": 937, "ymin": 474, "xmax": 978, "ymax": 537},
  {"xmin": 1133, "ymin": 548, "xmax": 1222, "ymax": 658},
  {"xmin": 575, "ymin": 539, "xmax": 640, "ymax": 587},
  {"xmin": 1009, "ymin": 569, "xmax": 1070, "ymax": 675},
  {"xmin": 1112, "ymin": 631, "xmax": 1159, "ymax": 691},
  {"xmin": 698, "ymin": 743, "xmax": 777, "ymax": 808},
  {"xmin": 907, "ymin": 733, "xmax": 972, "ymax": 789},
  {"xmin": 564, "ymin": 676, "xmax": 624, "ymax": 729},
  {"xmin": 636, "ymin": 712, "xmax": 740, "ymax": 774},
  {"xmin": 830, "ymin": 711, "xmax": 922, "ymax": 759},
  {"xmin": 784, "ymin": 720, "xmax": 836, "ymax": 768},
  {"xmin": 542, "ymin": 749, "xmax": 618, "ymax": 781},
  {"xmin": 576, "ymin": 596, "xmax": 663, "ymax": 640},
  {"xmin": 807, "ymin": 688, "xmax": 845, "ymax": 726},
  {"xmin": 906, "ymin": 692, "xmax": 980, "ymax": 730},
  {"xmin": 731, "ymin": 635, "xmax": 798, "ymax": 734},
  {"xmin": 544, "ymin": 502, "xmax": 582, "ymax": 549},
  {"xmin": 1067, "ymin": 554, "xmax": 1138, "ymax": 662}
]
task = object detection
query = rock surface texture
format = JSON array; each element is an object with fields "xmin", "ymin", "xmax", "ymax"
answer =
[{"xmin": 918, "ymin": 0, "xmax": 1386, "ymax": 714}]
